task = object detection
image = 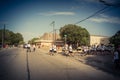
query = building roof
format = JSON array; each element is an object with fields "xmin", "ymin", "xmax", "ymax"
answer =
[{"xmin": 90, "ymin": 35, "xmax": 110, "ymax": 38}]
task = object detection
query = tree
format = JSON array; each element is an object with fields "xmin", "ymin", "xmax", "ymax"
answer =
[
  {"xmin": 28, "ymin": 38, "xmax": 39, "ymax": 44},
  {"xmin": 11, "ymin": 33, "xmax": 24, "ymax": 45},
  {"xmin": 0, "ymin": 29, "xmax": 24, "ymax": 46},
  {"xmin": 109, "ymin": 30, "xmax": 120, "ymax": 48},
  {"xmin": 59, "ymin": 24, "xmax": 90, "ymax": 47}
]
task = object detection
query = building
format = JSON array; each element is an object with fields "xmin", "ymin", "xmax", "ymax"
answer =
[
  {"xmin": 90, "ymin": 35, "xmax": 110, "ymax": 46},
  {"xmin": 35, "ymin": 32, "xmax": 110, "ymax": 48},
  {"xmin": 35, "ymin": 33, "xmax": 64, "ymax": 48}
]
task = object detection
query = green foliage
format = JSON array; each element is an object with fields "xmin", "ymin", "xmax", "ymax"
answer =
[
  {"xmin": 28, "ymin": 38, "xmax": 39, "ymax": 44},
  {"xmin": 0, "ymin": 29, "xmax": 24, "ymax": 45},
  {"xmin": 109, "ymin": 30, "xmax": 120, "ymax": 48},
  {"xmin": 60, "ymin": 24, "xmax": 90, "ymax": 46}
]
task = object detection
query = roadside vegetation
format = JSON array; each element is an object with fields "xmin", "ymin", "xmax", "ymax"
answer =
[{"xmin": 0, "ymin": 29, "xmax": 24, "ymax": 47}]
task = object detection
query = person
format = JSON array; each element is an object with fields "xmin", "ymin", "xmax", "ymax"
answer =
[
  {"xmin": 32, "ymin": 44, "xmax": 36, "ymax": 52},
  {"xmin": 113, "ymin": 49, "xmax": 119, "ymax": 69},
  {"xmin": 69, "ymin": 45, "xmax": 73, "ymax": 53},
  {"xmin": 53, "ymin": 45, "xmax": 57, "ymax": 53},
  {"xmin": 65, "ymin": 44, "xmax": 69, "ymax": 55},
  {"xmin": 49, "ymin": 45, "xmax": 53, "ymax": 55},
  {"xmin": 27, "ymin": 43, "xmax": 31, "ymax": 52},
  {"xmin": 68, "ymin": 45, "xmax": 73, "ymax": 56}
]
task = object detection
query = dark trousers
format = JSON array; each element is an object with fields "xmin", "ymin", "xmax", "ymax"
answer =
[{"xmin": 114, "ymin": 59, "xmax": 119, "ymax": 69}]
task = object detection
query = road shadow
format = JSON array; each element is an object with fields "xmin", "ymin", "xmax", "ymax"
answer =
[{"xmin": 82, "ymin": 55, "xmax": 120, "ymax": 78}]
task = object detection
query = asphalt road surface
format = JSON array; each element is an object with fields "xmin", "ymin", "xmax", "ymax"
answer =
[{"xmin": 0, "ymin": 47, "xmax": 120, "ymax": 80}]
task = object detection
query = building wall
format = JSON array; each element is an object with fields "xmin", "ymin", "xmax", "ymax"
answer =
[
  {"xmin": 40, "ymin": 32, "xmax": 61, "ymax": 40},
  {"xmin": 90, "ymin": 35, "xmax": 110, "ymax": 46}
]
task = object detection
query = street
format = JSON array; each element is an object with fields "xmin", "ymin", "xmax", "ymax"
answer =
[{"xmin": 0, "ymin": 48, "xmax": 120, "ymax": 80}]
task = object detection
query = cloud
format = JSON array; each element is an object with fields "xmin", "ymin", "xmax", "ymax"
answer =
[
  {"xmin": 90, "ymin": 18, "xmax": 108, "ymax": 23},
  {"xmin": 39, "ymin": 11, "xmax": 75, "ymax": 16},
  {"xmin": 89, "ymin": 15, "xmax": 120, "ymax": 24}
]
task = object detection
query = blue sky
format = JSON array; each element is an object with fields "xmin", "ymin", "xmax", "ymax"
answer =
[{"xmin": 0, "ymin": 0, "xmax": 120, "ymax": 42}]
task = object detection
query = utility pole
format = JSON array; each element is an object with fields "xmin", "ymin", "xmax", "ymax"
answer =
[
  {"xmin": 50, "ymin": 21, "xmax": 55, "ymax": 45},
  {"xmin": 54, "ymin": 29, "xmax": 56, "ymax": 44},
  {"xmin": 2, "ymin": 24, "xmax": 5, "ymax": 48},
  {"xmin": 64, "ymin": 34, "xmax": 67, "ymax": 45},
  {"xmin": 2, "ymin": 28, "xmax": 4, "ymax": 48},
  {"xmin": 53, "ymin": 21, "xmax": 55, "ymax": 45}
]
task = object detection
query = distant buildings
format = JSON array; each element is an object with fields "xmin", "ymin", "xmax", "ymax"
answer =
[{"xmin": 35, "ymin": 32, "xmax": 110, "ymax": 48}]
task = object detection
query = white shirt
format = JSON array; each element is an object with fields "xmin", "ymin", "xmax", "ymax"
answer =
[
  {"xmin": 69, "ymin": 46, "xmax": 72, "ymax": 51},
  {"xmin": 114, "ymin": 51, "xmax": 119, "ymax": 60},
  {"xmin": 27, "ymin": 44, "xmax": 31, "ymax": 48},
  {"xmin": 33, "ymin": 45, "xmax": 35, "ymax": 48}
]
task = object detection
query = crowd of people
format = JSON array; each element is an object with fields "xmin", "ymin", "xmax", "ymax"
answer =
[
  {"xmin": 77, "ymin": 44, "xmax": 114, "ymax": 56},
  {"xmin": 48, "ymin": 44, "xmax": 120, "ymax": 69},
  {"xmin": 23, "ymin": 43, "xmax": 120, "ymax": 69}
]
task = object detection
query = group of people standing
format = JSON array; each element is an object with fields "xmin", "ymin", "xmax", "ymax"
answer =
[
  {"xmin": 49, "ymin": 44, "xmax": 73, "ymax": 56},
  {"xmin": 25, "ymin": 43, "xmax": 36, "ymax": 52},
  {"xmin": 49, "ymin": 44, "xmax": 57, "ymax": 55},
  {"xmin": 62, "ymin": 44, "xmax": 73, "ymax": 56}
]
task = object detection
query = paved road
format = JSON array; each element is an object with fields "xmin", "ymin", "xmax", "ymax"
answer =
[{"xmin": 0, "ymin": 48, "xmax": 120, "ymax": 80}]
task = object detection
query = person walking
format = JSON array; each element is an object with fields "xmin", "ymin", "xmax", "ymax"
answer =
[
  {"xmin": 68, "ymin": 45, "xmax": 73, "ymax": 56},
  {"xmin": 113, "ymin": 49, "xmax": 119, "ymax": 69},
  {"xmin": 32, "ymin": 44, "xmax": 36, "ymax": 52},
  {"xmin": 27, "ymin": 43, "xmax": 31, "ymax": 52}
]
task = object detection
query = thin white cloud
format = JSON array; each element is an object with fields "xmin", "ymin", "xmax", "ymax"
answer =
[
  {"xmin": 89, "ymin": 15, "xmax": 120, "ymax": 24},
  {"xmin": 39, "ymin": 11, "xmax": 75, "ymax": 16},
  {"xmin": 90, "ymin": 18, "xmax": 108, "ymax": 23}
]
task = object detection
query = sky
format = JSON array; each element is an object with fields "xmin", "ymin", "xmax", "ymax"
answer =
[{"xmin": 0, "ymin": 0, "xmax": 120, "ymax": 42}]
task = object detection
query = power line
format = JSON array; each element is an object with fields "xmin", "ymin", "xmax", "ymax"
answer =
[
  {"xmin": 75, "ymin": 0, "xmax": 120, "ymax": 24},
  {"xmin": 75, "ymin": 6, "xmax": 108, "ymax": 24}
]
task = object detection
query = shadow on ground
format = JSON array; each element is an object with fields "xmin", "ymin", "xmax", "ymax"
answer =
[{"xmin": 82, "ymin": 55, "xmax": 120, "ymax": 78}]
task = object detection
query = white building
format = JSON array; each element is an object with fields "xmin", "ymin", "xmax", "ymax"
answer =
[{"xmin": 90, "ymin": 35, "xmax": 110, "ymax": 46}]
